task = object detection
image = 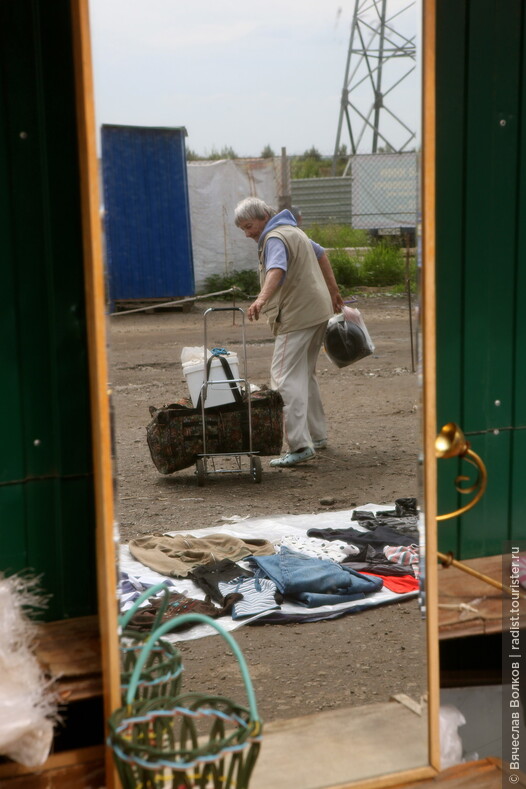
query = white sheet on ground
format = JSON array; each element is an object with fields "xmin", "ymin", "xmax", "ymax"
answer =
[
  {"xmin": 118, "ymin": 505, "xmax": 419, "ymax": 643},
  {"xmin": 187, "ymin": 158, "xmax": 280, "ymax": 289}
]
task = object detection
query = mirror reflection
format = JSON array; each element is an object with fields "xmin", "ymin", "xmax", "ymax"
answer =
[{"xmin": 90, "ymin": 1, "xmax": 427, "ymax": 785}]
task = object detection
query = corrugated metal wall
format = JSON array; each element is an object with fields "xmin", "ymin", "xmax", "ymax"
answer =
[
  {"xmin": 0, "ymin": 0, "xmax": 97, "ymax": 619},
  {"xmin": 291, "ymin": 176, "xmax": 353, "ymax": 225},
  {"xmin": 436, "ymin": 0, "xmax": 526, "ymax": 558},
  {"xmin": 101, "ymin": 124, "xmax": 195, "ymax": 306},
  {"xmin": 291, "ymin": 153, "xmax": 417, "ymax": 229}
]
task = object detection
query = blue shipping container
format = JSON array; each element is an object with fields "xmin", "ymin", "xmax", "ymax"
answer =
[{"xmin": 101, "ymin": 124, "xmax": 195, "ymax": 305}]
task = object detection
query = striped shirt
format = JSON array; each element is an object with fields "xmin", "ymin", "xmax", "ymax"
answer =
[{"xmin": 218, "ymin": 576, "xmax": 280, "ymax": 620}]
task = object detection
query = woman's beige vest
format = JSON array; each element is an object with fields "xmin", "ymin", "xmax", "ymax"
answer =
[{"xmin": 258, "ymin": 225, "xmax": 333, "ymax": 336}]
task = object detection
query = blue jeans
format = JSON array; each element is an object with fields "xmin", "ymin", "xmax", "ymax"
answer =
[{"xmin": 249, "ymin": 546, "xmax": 383, "ymax": 608}]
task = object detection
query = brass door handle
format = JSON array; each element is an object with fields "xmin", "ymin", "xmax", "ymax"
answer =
[
  {"xmin": 435, "ymin": 424, "xmax": 525, "ymax": 600},
  {"xmin": 435, "ymin": 423, "xmax": 487, "ymax": 521}
]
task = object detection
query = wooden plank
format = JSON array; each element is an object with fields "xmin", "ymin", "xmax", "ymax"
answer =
[
  {"xmin": 422, "ymin": 0, "xmax": 441, "ymax": 773},
  {"xmin": 438, "ymin": 553, "xmax": 526, "ymax": 638},
  {"xmin": 70, "ymin": 1, "xmax": 121, "ymax": 786},
  {"xmin": 35, "ymin": 616, "xmax": 101, "ymax": 678},
  {"xmin": 34, "ymin": 616, "xmax": 102, "ymax": 702},
  {"xmin": 392, "ymin": 757, "xmax": 526, "ymax": 788},
  {"xmin": 52, "ymin": 675, "xmax": 103, "ymax": 703},
  {"xmin": 0, "ymin": 762, "xmax": 105, "ymax": 788},
  {"xmin": 440, "ymin": 668, "xmax": 501, "ymax": 688},
  {"xmin": 0, "ymin": 745, "xmax": 104, "ymax": 782}
]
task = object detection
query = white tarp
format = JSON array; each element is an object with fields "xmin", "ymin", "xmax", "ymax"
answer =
[
  {"xmin": 187, "ymin": 158, "xmax": 280, "ymax": 290},
  {"xmin": 118, "ymin": 505, "xmax": 419, "ymax": 643}
]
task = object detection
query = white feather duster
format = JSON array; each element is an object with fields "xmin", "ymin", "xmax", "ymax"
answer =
[{"xmin": 0, "ymin": 573, "xmax": 59, "ymax": 767}]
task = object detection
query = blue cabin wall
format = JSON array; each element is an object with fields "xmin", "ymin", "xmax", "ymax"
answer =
[{"xmin": 101, "ymin": 124, "xmax": 195, "ymax": 307}]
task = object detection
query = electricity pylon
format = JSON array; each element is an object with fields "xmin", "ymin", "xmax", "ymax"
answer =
[{"xmin": 332, "ymin": 0, "xmax": 417, "ymax": 175}]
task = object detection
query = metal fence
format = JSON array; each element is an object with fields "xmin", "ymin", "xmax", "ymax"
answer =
[
  {"xmin": 290, "ymin": 176, "xmax": 353, "ymax": 225},
  {"xmin": 292, "ymin": 152, "xmax": 418, "ymax": 232}
]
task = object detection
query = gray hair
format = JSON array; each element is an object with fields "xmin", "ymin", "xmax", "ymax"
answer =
[{"xmin": 234, "ymin": 197, "xmax": 276, "ymax": 227}]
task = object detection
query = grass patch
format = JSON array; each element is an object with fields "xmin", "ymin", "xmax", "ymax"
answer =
[
  {"xmin": 198, "ymin": 234, "xmax": 417, "ymax": 299},
  {"xmin": 328, "ymin": 249, "xmax": 363, "ymax": 289},
  {"xmin": 304, "ymin": 223, "xmax": 370, "ymax": 248},
  {"xmin": 361, "ymin": 241, "xmax": 405, "ymax": 286},
  {"xmin": 200, "ymin": 269, "xmax": 260, "ymax": 299}
]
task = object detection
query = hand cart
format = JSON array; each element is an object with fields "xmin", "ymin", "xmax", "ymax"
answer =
[{"xmin": 195, "ymin": 306, "xmax": 262, "ymax": 485}]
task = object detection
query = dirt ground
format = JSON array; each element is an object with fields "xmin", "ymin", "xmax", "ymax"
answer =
[{"xmin": 109, "ymin": 293, "xmax": 427, "ymax": 725}]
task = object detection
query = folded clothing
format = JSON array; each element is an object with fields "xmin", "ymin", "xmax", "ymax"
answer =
[
  {"xmin": 218, "ymin": 576, "xmax": 281, "ymax": 620},
  {"xmin": 249, "ymin": 546, "xmax": 383, "ymax": 608},
  {"xmin": 307, "ymin": 524, "xmax": 416, "ymax": 550},
  {"xmin": 274, "ymin": 534, "xmax": 359, "ymax": 562},
  {"xmin": 341, "ymin": 557, "xmax": 415, "ymax": 577},
  {"xmin": 350, "ymin": 498, "xmax": 419, "ymax": 540},
  {"xmin": 189, "ymin": 558, "xmax": 254, "ymax": 604},
  {"xmin": 360, "ymin": 572, "xmax": 419, "ymax": 594},
  {"xmin": 128, "ymin": 532, "xmax": 276, "ymax": 577},
  {"xmin": 383, "ymin": 544, "xmax": 420, "ymax": 579}
]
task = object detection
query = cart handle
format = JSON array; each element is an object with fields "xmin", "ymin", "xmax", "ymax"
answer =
[
  {"xmin": 203, "ymin": 306, "xmax": 245, "ymax": 314},
  {"xmin": 124, "ymin": 613, "xmax": 261, "ymax": 729}
]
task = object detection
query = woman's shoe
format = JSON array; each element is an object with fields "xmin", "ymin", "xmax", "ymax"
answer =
[{"xmin": 269, "ymin": 447, "xmax": 316, "ymax": 467}]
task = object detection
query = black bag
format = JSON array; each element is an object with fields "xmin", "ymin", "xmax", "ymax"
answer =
[
  {"xmin": 324, "ymin": 305, "xmax": 375, "ymax": 368},
  {"xmin": 146, "ymin": 389, "xmax": 284, "ymax": 474}
]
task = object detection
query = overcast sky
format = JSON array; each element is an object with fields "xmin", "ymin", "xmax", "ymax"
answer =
[{"xmin": 88, "ymin": 0, "xmax": 420, "ymax": 159}]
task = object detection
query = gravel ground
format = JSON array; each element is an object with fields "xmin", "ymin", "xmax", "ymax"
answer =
[{"xmin": 110, "ymin": 293, "xmax": 427, "ymax": 725}]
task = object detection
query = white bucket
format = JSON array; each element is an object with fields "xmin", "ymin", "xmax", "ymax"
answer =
[{"xmin": 183, "ymin": 354, "xmax": 240, "ymax": 409}]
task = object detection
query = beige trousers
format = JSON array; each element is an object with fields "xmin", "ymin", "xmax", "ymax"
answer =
[{"xmin": 270, "ymin": 321, "xmax": 328, "ymax": 453}]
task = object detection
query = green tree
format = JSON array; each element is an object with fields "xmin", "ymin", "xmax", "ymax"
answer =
[
  {"xmin": 291, "ymin": 157, "xmax": 324, "ymax": 178},
  {"xmin": 207, "ymin": 146, "xmax": 238, "ymax": 160},
  {"xmin": 261, "ymin": 144, "xmax": 275, "ymax": 158},
  {"xmin": 219, "ymin": 145, "xmax": 238, "ymax": 159},
  {"xmin": 290, "ymin": 146, "xmax": 335, "ymax": 178},
  {"xmin": 302, "ymin": 145, "xmax": 322, "ymax": 160}
]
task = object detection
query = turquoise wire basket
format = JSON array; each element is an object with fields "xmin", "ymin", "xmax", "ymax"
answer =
[
  {"xmin": 119, "ymin": 582, "xmax": 184, "ymax": 704},
  {"xmin": 109, "ymin": 613, "xmax": 262, "ymax": 789}
]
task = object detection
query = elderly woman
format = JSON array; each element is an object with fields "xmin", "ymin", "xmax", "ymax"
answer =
[{"xmin": 234, "ymin": 197, "xmax": 343, "ymax": 468}]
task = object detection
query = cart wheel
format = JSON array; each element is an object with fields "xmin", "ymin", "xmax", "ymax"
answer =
[
  {"xmin": 196, "ymin": 459, "xmax": 206, "ymax": 487},
  {"xmin": 250, "ymin": 456, "xmax": 262, "ymax": 484}
]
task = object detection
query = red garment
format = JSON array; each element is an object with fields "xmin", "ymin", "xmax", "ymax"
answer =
[{"xmin": 361, "ymin": 572, "xmax": 419, "ymax": 594}]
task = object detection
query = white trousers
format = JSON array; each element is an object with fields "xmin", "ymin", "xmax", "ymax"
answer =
[{"xmin": 270, "ymin": 321, "xmax": 328, "ymax": 453}]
